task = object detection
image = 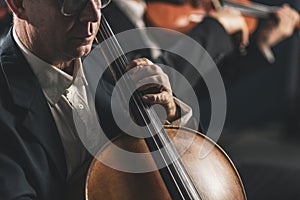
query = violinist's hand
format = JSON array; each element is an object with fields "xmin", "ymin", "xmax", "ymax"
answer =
[
  {"xmin": 126, "ymin": 58, "xmax": 178, "ymax": 122},
  {"xmin": 209, "ymin": 8, "xmax": 249, "ymax": 48},
  {"xmin": 257, "ymin": 4, "xmax": 300, "ymax": 50}
]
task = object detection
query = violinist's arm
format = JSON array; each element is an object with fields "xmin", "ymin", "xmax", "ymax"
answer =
[
  {"xmin": 256, "ymin": 4, "xmax": 300, "ymax": 63},
  {"xmin": 209, "ymin": 8, "xmax": 250, "ymax": 48}
]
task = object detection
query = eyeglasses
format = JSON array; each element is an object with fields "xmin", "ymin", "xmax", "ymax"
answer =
[{"xmin": 61, "ymin": 0, "xmax": 111, "ymax": 16}]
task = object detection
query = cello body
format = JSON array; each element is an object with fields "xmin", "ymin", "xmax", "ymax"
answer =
[{"xmin": 86, "ymin": 126, "xmax": 247, "ymax": 200}]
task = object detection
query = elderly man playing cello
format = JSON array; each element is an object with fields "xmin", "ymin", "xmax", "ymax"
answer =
[{"xmin": 0, "ymin": 0, "xmax": 195, "ymax": 199}]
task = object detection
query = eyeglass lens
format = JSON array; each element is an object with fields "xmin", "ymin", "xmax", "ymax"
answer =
[{"xmin": 61, "ymin": 0, "xmax": 111, "ymax": 16}]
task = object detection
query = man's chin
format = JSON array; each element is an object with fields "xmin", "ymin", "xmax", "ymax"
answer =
[{"xmin": 71, "ymin": 45, "xmax": 93, "ymax": 58}]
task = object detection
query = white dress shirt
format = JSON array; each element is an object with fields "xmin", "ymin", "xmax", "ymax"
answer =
[{"xmin": 13, "ymin": 29, "xmax": 102, "ymax": 180}]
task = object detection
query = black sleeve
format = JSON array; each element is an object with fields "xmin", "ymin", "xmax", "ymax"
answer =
[
  {"xmin": 0, "ymin": 129, "xmax": 36, "ymax": 199},
  {"xmin": 186, "ymin": 17, "xmax": 234, "ymax": 63},
  {"xmin": 218, "ymin": 40, "xmax": 272, "ymax": 88}
]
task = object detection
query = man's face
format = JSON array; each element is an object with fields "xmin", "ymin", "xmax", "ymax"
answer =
[{"xmin": 23, "ymin": 0, "xmax": 101, "ymax": 64}]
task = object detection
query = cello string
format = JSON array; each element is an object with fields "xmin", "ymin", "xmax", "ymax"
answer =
[
  {"xmin": 99, "ymin": 16, "xmax": 201, "ymax": 199},
  {"xmin": 98, "ymin": 18, "xmax": 189, "ymax": 198},
  {"xmin": 99, "ymin": 16, "xmax": 166, "ymax": 140},
  {"xmin": 99, "ymin": 16, "xmax": 153, "ymax": 126},
  {"xmin": 99, "ymin": 17, "xmax": 178, "ymax": 157},
  {"xmin": 98, "ymin": 17, "xmax": 180, "ymax": 162},
  {"xmin": 98, "ymin": 18, "xmax": 190, "ymax": 199},
  {"xmin": 98, "ymin": 17, "xmax": 176, "ymax": 170},
  {"xmin": 98, "ymin": 16, "xmax": 200, "ymax": 199},
  {"xmin": 100, "ymin": 16, "xmax": 202, "ymax": 199}
]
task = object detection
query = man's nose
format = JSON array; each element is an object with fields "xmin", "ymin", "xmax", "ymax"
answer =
[{"xmin": 79, "ymin": 0, "xmax": 101, "ymax": 23}]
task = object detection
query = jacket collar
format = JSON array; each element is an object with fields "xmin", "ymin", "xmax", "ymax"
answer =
[{"xmin": 0, "ymin": 30, "xmax": 67, "ymax": 179}]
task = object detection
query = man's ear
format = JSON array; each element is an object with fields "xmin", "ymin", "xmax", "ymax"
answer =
[{"xmin": 6, "ymin": 0, "xmax": 27, "ymax": 19}]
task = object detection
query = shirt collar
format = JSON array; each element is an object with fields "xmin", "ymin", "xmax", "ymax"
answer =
[{"xmin": 12, "ymin": 27, "xmax": 87, "ymax": 106}]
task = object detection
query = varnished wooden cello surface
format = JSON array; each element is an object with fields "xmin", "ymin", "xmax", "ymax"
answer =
[{"xmin": 85, "ymin": 126, "xmax": 247, "ymax": 200}]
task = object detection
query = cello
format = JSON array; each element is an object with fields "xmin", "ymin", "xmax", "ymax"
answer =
[{"xmin": 83, "ymin": 3, "xmax": 247, "ymax": 200}]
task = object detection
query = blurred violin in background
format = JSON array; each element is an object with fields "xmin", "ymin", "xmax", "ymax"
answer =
[
  {"xmin": 145, "ymin": 0, "xmax": 212, "ymax": 33},
  {"xmin": 145, "ymin": 0, "xmax": 300, "ymax": 33},
  {"xmin": 0, "ymin": 0, "xmax": 9, "ymax": 20},
  {"xmin": 0, "ymin": 0, "xmax": 12, "ymax": 39}
]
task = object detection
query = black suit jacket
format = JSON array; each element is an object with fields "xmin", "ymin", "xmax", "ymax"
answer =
[
  {"xmin": 0, "ymin": 31, "xmax": 68, "ymax": 199},
  {"xmin": 0, "ymin": 30, "xmax": 128, "ymax": 200},
  {"xmin": 0, "ymin": 28, "xmax": 197, "ymax": 200}
]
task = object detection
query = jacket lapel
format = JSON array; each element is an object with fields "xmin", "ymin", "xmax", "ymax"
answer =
[{"xmin": 1, "ymin": 31, "xmax": 67, "ymax": 179}]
